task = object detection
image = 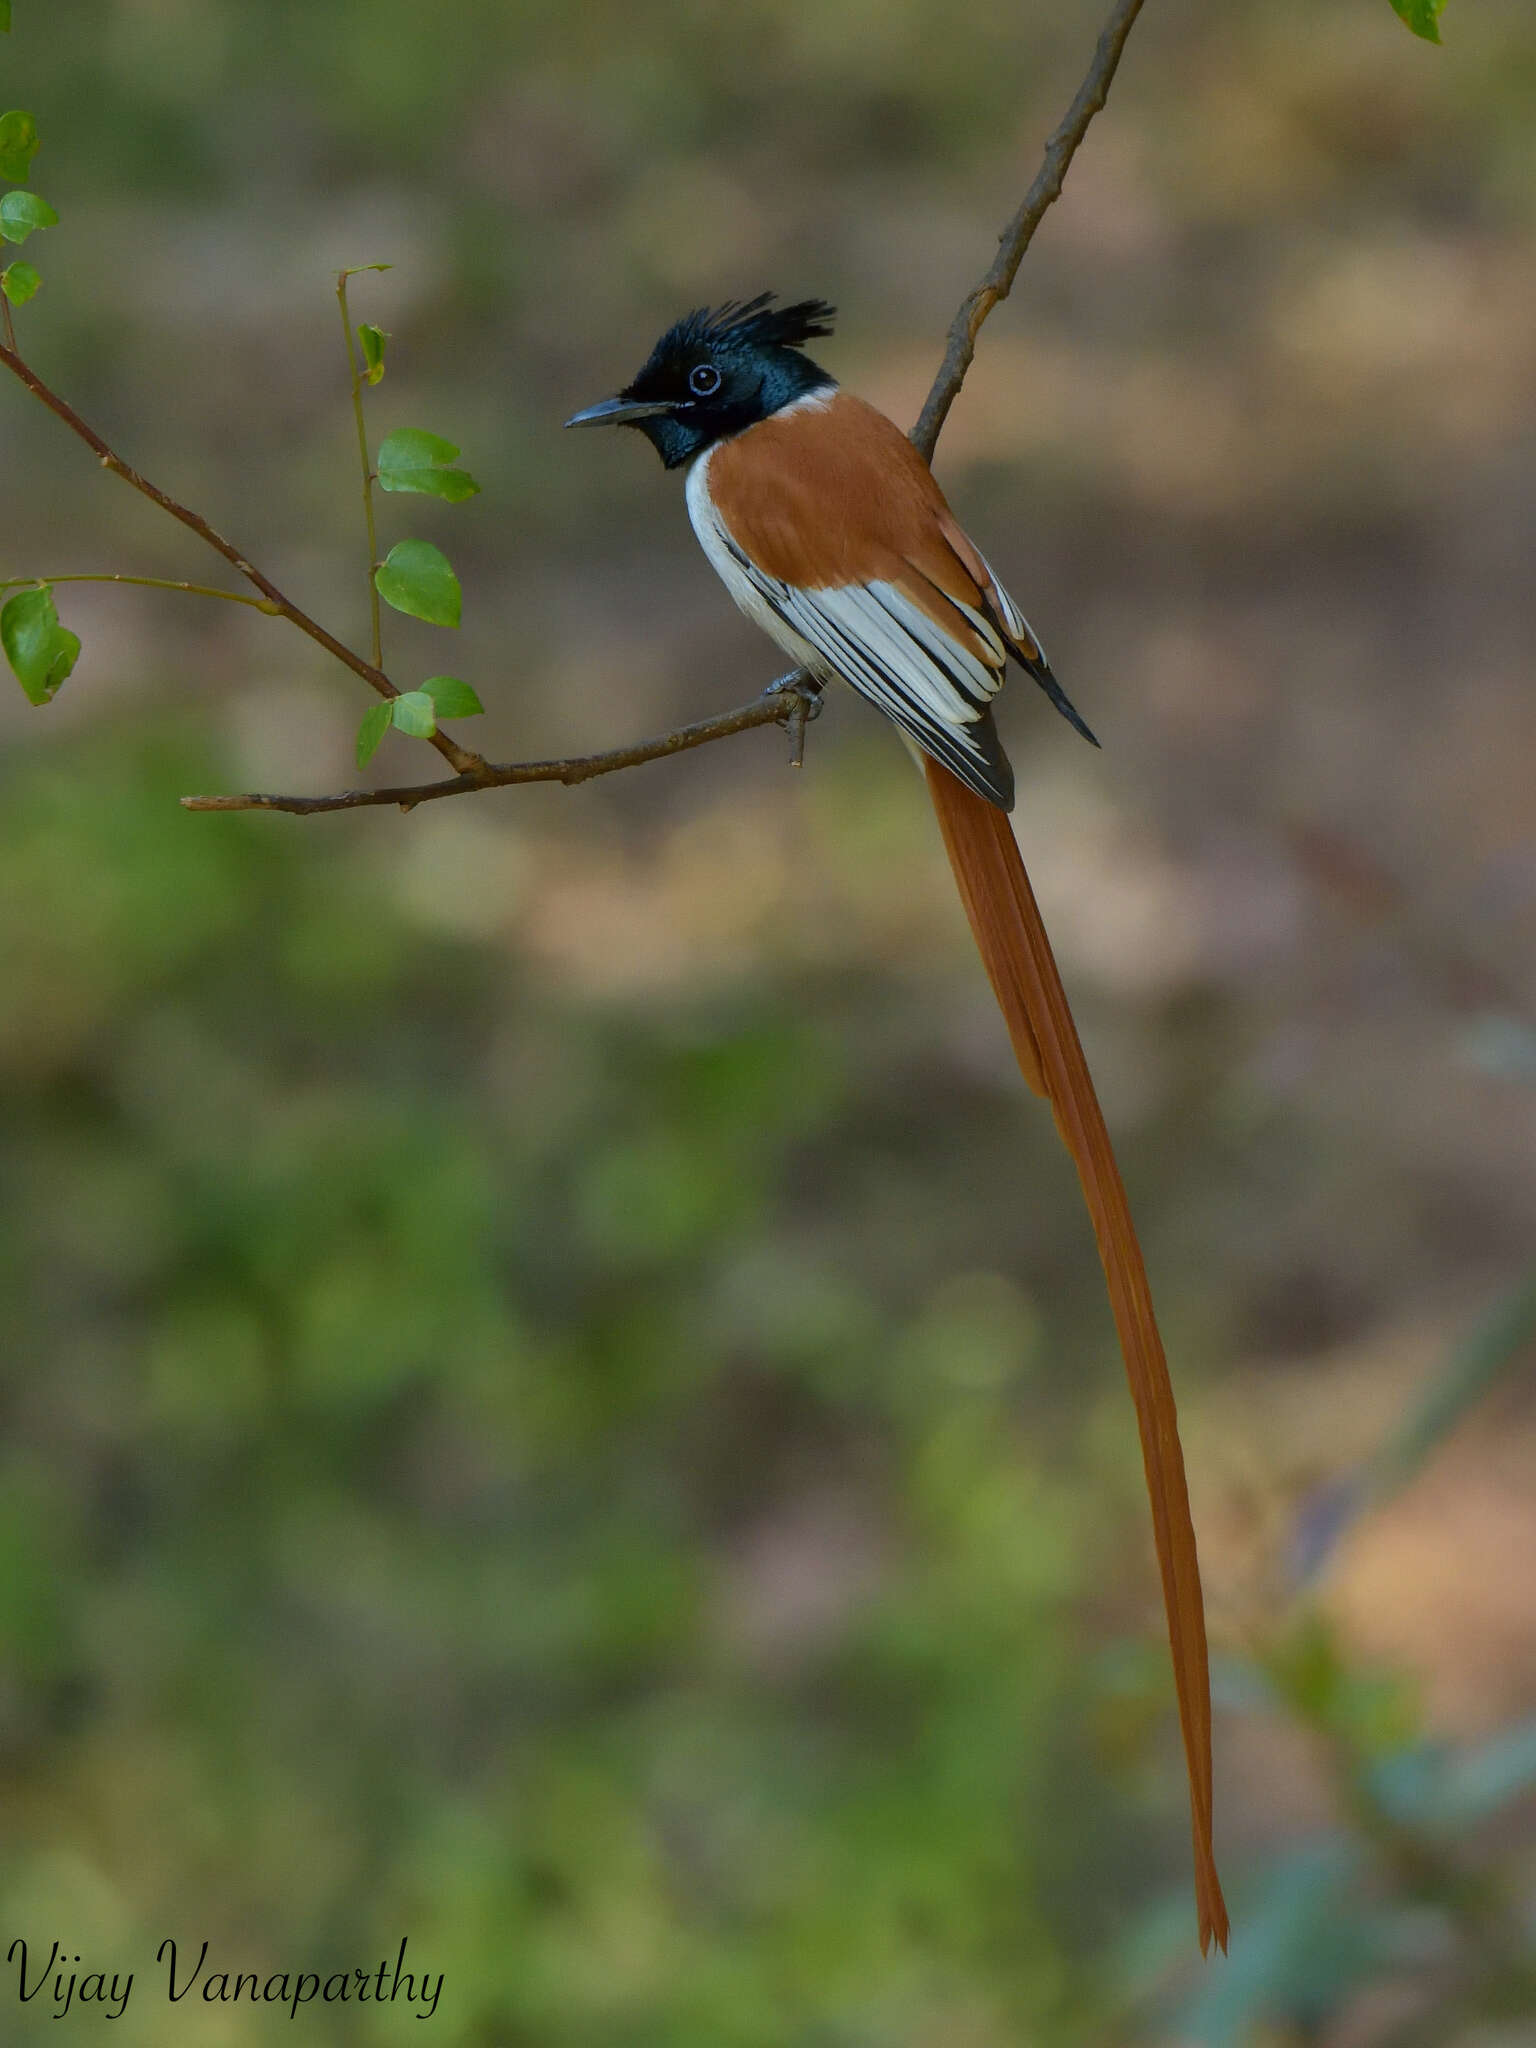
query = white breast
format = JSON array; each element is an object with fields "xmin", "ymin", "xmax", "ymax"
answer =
[{"xmin": 685, "ymin": 442, "xmax": 827, "ymax": 679}]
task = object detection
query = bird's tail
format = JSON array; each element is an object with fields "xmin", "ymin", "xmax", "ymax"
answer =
[{"xmin": 923, "ymin": 757, "xmax": 1229, "ymax": 1957}]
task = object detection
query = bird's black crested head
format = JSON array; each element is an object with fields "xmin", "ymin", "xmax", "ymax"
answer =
[{"xmin": 565, "ymin": 294, "xmax": 838, "ymax": 469}]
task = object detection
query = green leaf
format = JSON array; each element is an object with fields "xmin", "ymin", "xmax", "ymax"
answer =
[
  {"xmin": 1370, "ymin": 1271, "xmax": 1536, "ymax": 1496},
  {"xmin": 0, "ymin": 111, "xmax": 39, "ymax": 185},
  {"xmin": 1268, "ymin": 1613, "xmax": 1419, "ymax": 1760},
  {"xmin": 376, "ymin": 428, "xmax": 480, "ymax": 503},
  {"xmin": 1, "ymin": 259, "xmax": 39, "ymax": 304},
  {"xmin": 1172, "ymin": 1840, "xmax": 1378, "ymax": 2048},
  {"xmin": 1366, "ymin": 1719, "xmax": 1536, "ymax": 1831},
  {"xmin": 1208, "ymin": 1652, "xmax": 1281, "ymax": 1715},
  {"xmin": 0, "ymin": 4, "xmax": 11, "ymax": 34},
  {"xmin": 1389, "ymin": 0, "xmax": 1445, "ymax": 40},
  {"xmin": 382, "ymin": 467, "xmax": 480, "ymax": 503},
  {"xmin": 0, "ymin": 189, "xmax": 57, "ymax": 245},
  {"xmin": 339, "ymin": 262, "xmax": 392, "ymax": 279},
  {"xmin": 1269, "ymin": 1611, "xmax": 1347, "ymax": 1720},
  {"xmin": 2, "ymin": 586, "xmax": 81, "ymax": 704},
  {"xmin": 1295, "ymin": 1270, "xmax": 1536, "ymax": 1584},
  {"xmin": 355, "ymin": 701, "xmax": 392, "ymax": 768},
  {"xmin": 358, "ymin": 323, "xmax": 388, "ymax": 386},
  {"xmin": 419, "ymin": 675, "xmax": 484, "ymax": 720},
  {"xmin": 390, "ymin": 689, "xmax": 437, "ymax": 739},
  {"xmin": 1437, "ymin": 1718, "xmax": 1536, "ymax": 1825},
  {"xmin": 374, "ymin": 540, "xmax": 461, "ymax": 628}
]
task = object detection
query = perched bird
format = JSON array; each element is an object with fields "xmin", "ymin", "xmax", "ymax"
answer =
[{"xmin": 567, "ymin": 295, "xmax": 1228, "ymax": 1954}]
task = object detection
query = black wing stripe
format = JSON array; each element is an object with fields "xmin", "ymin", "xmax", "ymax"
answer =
[
  {"xmin": 794, "ymin": 584, "xmax": 987, "ymax": 731},
  {"xmin": 738, "ymin": 567, "xmax": 1012, "ymax": 806},
  {"xmin": 868, "ymin": 582, "xmax": 1000, "ymax": 712},
  {"xmin": 775, "ymin": 591, "xmax": 1011, "ymax": 805},
  {"xmin": 781, "ymin": 592, "xmax": 985, "ymax": 758}
]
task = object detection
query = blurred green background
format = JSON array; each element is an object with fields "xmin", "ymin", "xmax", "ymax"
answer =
[{"xmin": 2, "ymin": 1, "xmax": 1534, "ymax": 2041}]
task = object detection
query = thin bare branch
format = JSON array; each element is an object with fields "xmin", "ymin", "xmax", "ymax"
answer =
[
  {"xmin": 336, "ymin": 269, "xmax": 386, "ymax": 671},
  {"xmin": 0, "ymin": 337, "xmax": 484, "ymax": 777},
  {"xmin": 911, "ymin": 0, "xmax": 1149, "ymax": 459},
  {"xmin": 0, "ymin": 573, "xmax": 280, "ymax": 611},
  {"xmin": 180, "ymin": 685, "xmax": 807, "ymax": 814}
]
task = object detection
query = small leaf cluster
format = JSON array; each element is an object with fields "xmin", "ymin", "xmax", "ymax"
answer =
[
  {"xmin": 0, "ymin": 99, "xmax": 54, "ymax": 305},
  {"xmin": 0, "ymin": 51, "xmax": 78, "ymax": 703},
  {"xmin": 343, "ymin": 272, "xmax": 487, "ymax": 768},
  {"xmin": 356, "ymin": 674, "xmax": 484, "ymax": 767}
]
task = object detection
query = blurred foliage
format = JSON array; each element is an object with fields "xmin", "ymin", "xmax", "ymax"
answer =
[
  {"xmin": 2, "ymin": 0, "xmax": 1535, "ymax": 2042},
  {"xmin": 0, "ymin": 717, "xmax": 1528, "ymax": 2044},
  {"xmin": 0, "ymin": 729, "xmax": 1120, "ymax": 2044},
  {"xmin": 1161, "ymin": 1612, "xmax": 1536, "ymax": 2046}
]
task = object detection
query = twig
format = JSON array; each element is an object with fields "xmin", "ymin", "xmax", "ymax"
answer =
[
  {"xmin": 911, "ymin": 0, "xmax": 1149, "ymax": 459},
  {"xmin": 785, "ymin": 690, "xmax": 810, "ymax": 769},
  {"xmin": 0, "ymin": 573, "xmax": 280, "ymax": 611},
  {"xmin": 336, "ymin": 269, "xmax": 386, "ymax": 671},
  {"xmin": 180, "ymin": 687, "xmax": 800, "ymax": 813},
  {"xmin": 0, "ymin": 337, "xmax": 485, "ymax": 777}
]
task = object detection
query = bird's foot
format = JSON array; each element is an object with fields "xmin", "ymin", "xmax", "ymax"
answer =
[
  {"xmin": 764, "ymin": 670, "xmax": 823, "ymax": 769},
  {"xmin": 764, "ymin": 668, "xmax": 824, "ymax": 717}
]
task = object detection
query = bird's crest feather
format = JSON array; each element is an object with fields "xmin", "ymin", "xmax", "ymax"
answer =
[{"xmin": 662, "ymin": 293, "xmax": 837, "ymax": 358}]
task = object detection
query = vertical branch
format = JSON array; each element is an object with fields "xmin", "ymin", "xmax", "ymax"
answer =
[
  {"xmin": 911, "ymin": 0, "xmax": 1150, "ymax": 461},
  {"xmin": 337, "ymin": 268, "xmax": 385, "ymax": 672}
]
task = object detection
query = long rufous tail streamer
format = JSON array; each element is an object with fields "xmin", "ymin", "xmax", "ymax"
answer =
[{"xmin": 924, "ymin": 757, "xmax": 1229, "ymax": 1955}]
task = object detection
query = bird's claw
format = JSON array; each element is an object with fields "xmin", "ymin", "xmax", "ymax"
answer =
[{"xmin": 765, "ymin": 670, "xmax": 824, "ymax": 720}]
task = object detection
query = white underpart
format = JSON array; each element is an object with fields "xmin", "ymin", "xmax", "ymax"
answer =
[
  {"xmin": 686, "ymin": 442, "xmax": 825, "ymax": 674},
  {"xmin": 686, "ymin": 442, "xmax": 1006, "ymax": 772}
]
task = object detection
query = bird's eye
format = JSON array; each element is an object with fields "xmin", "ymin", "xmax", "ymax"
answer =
[{"xmin": 688, "ymin": 362, "xmax": 722, "ymax": 397}]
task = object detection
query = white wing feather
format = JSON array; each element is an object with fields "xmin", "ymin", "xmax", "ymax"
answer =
[{"xmin": 686, "ymin": 451, "xmax": 1010, "ymax": 794}]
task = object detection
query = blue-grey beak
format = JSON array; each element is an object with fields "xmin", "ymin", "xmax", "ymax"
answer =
[{"xmin": 564, "ymin": 395, "xmax": 675, "ymax": 430}]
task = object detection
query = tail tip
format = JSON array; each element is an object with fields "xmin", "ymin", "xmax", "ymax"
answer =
[{"xmin": 1198, "ymin": 1871, "xmax": 1231, "ymax": 1957}]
